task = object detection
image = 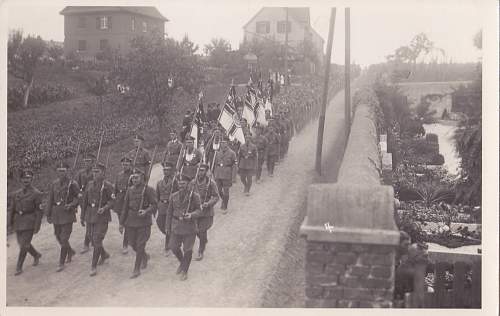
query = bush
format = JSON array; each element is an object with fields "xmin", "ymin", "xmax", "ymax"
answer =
[{"xmin": 8, "ymin": 84, "xmax": 75, "ymax": 110}]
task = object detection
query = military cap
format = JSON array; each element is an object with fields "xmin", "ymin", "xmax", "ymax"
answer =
[
  {"xmin": 56, "ymin": 161, "xmax": 70, "ymax": 170},
  {"xmin": 161, "ymin": 161, "xmax": 175, "ymax": 169},
  {"xmin": 134, "ymin": 133, "xmax": 145, "ymax": 141},
  {"xmin": 20, "ymin": 169, "xmax": 34, "ymax": 179},
  {"xmin": 92, "ymin": 162, "xmax": 106, "ymax": 171},
  {"xmin": 121, "ymin": 156, "xmax": 132, "ymax": 163},
  {"xmin": 83, "ymin": 152, "xmax": 96, "ymax": 161},
  {"xmin": 132, "ymin": 168, "xmax": 145, "ymax": 175},
  {"xmin": 199, "ymin": 163, "xmax": 210, "ymax": 170}
]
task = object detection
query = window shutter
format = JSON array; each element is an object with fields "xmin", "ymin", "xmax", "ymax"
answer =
[
  {"xmin": 108, "ymin": 16, "xmax": 112, "ymax": 29},
  {"xmin": 96, "ymin": 17, "xmax": 100, "ymax": 29}
]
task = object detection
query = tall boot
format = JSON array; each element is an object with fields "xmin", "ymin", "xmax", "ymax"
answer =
[
  {"xmin": 90, "ymin": 247, "xmax": 100, "ymax": 276},
  {"xmin": 99, "ymin": 247, "xmax": 110, "ymax": 265},
  {"xmin": 180, "ymin": 250, "xmax": 193, "ymax": 281},
  {"xmin": 130, "ymin": 251, "xmax": 142, "ymax": 278},
  {"xmin": 172, "ymin": 248, "xmax": 184, "ymax": 274},
  {"xmin": 57, "ymin": 247, "xmax": 67, "ymax": 272},
  {"xmin": 196, "ymin": 237, "xmax": 206, "ymax": 261},
  {"xmin": 28, "ymin": 245, "xmax": 42, "ymax": 266},
  {"xmin": 15, "ymin": 249, "xmax": 28, "ymax": 275}
]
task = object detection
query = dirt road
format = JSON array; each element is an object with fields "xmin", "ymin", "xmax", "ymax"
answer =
[{"xmin": 6, "ymin": 89, "xmax": 346, "ymax": 307}]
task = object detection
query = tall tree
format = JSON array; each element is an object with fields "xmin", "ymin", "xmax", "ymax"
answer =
[
  {"xmin": 204, "ymin": 38, "xmax": 231, "ymax": 68},
  {"xmin": 8, "ymin": 30, "xmax": 46, "ymax": 108},
  {"xmin": 114, "ymin": 31, "xmax": 204, "ymax": 139}
]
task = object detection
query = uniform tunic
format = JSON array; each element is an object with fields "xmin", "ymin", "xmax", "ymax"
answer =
[
  {"xmin": 188, "ymin": 177, "xmax": 219, "ymax": 232},
  {"xmin": 156, "ymin": 176, "xmax": 178, "ymax": 234},
  {"xmin": 9, "ymin": 186, "xmax": 43, "ymax": 249},
  {"xmin": 81, "ymin": 180, "xmax": 114, "ymax": 247},
  {"xmin": 213, "ymin": 148, "xmax": 237, "ymax": 186},
  {"xmin": 165, "ymin": 140, "xmax": 182, "ymax": 166},
  {"xmin": 181, "ymin": 148, "xmax": 203, "ymax": 180},
  {"xmin": 238, "ymin": 142, "xmax": 258, "ymax": 175},
  {"xmin": 166, "ymin": 190, "xmax": 202, "ymax": 236},
  {"xmin": 113, "ymin": 169, "xmax": 132, "ymax": 213},
  {"xmin": 126, "ymin": 147, "xmax": 152, "ymax": 171},
  {"xmin": 46, "ymin": 178, "xmax": 79, "ymax": 247}
]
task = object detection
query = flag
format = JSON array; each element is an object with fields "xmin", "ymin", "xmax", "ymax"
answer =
[
  {"xmin": 243, "ymin": 88, "xmax": 257, "ymax": 126},
  {"xmin": 228, "ymin": 121, "xmax": 246, "ymax": 144},
  {"xmin": 190, "ymin": 92, "xmax": 205, "ymax": 148},
  {"xmin": 255, "ymin": 96, "xmax": 268, "ymax": 127},
  {"xmin": 218, "ymin": 98, "xmax": 236, "ymax": 131}
]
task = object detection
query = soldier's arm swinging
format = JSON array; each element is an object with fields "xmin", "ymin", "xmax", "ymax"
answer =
[
  {"xmin": 33, "ymin": 190, "xmax": 43, "ymax": 234},
  {"xmin": 46, "ymin": 185, "xmax": 54, "ymax": 223}
]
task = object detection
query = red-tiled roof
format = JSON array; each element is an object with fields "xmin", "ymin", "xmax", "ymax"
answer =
[{"xmin": 60, "ymin": 6, "xmax": 168, "ymax": 22}]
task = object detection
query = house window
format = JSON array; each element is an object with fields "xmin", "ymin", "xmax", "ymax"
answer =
[
  {"xmin": 256, "ymin": 21, "xmax": 270, "ymax": 34},
  {"xmin": 78, "ymin": 40, "xmax": 87, "ymax": 51},
  {"xmin": 78, "ymin": 16, "xmax": 86, "ymax": 28},
  {"xmin": 132, "ymin": 17, "xmax": 136, "ymax": 31},
  {"xmin": 98, "ymin": 16, "xmax": 110, "ymax": 30},
  {"xmin": 277, "ymin": 21, "xmax": 291, "ymax": 33},
  {"xmin": 99, "ymin": 39, "xmax": 109, "ymax": 50},
  {"xmin": 142, "ymin": 21, "xmax": 147, "ymax": 33}
]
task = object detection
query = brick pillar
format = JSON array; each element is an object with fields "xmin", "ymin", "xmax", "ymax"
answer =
[{"xmin": 300, "ymin": 184, "xmax": 400, "ymax": 308}]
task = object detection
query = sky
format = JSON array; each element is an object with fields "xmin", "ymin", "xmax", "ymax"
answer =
[{"xmin": 4, "ymin": 0, "xmax": 484, "ymax": 67}]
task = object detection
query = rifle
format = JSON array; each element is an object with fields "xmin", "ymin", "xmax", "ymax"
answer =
[
  {"xmin": 139, "ymin": 145, "xmax": 157, "ymax": 213},
  {"xmin": 64, "ymin": 138, "xmax": 81, "ymax": 204},
  {"xmin": 183, "ymin": 161, "xmax": 202, "ymax": 233},
  {"xmin": 95, "ymin": 130, "xmax": 105, "ymax": 166},
  {"xmin": 97, "ymin": 149, "xmax": 111, "ymax": 212},
  {"xmin": 132, "ymin": 143, "xmax": 140, "ymax": 169}
]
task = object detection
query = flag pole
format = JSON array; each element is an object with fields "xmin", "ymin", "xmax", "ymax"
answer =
[{"xmin": 315, "ymin": 8, "xmax": 336, "ymax": 175}]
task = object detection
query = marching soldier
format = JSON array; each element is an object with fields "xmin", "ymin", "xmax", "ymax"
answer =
[
  {"xmin": 213, "ymin": 135, "xmax": 237, "ymax": 213},
  {"xmin": 166, "ymin": 173, "xmax": 202, "ymax": 281},
  {"xmin": 278, "ymin": 112, "xmax": 290, "ymax": 159},
  {"xmin": 9, "ymin": 169, "xmax": 43, "ymax": 276},
  {"xmin": 77, "ymin": 152, "xmax": 95, "ymax": 254},
  {"xmin": 188, "ymin": 163, "xmax": 219, "ymax": 261},
  {"xmin": 165, "ymin": 130, "xmax": 182, "ymax": 166},
  {"xmin": 46, "ymin": 161, "xmax": 80, "ymax": 272},
  {"xmin": 119, "ymin": 168, "xmax": 157, "ymax": 279},
  {"xmin": 238, "ymin": 132, "xmax": 258, "ymax": 195},
  {"xmin": 206, "ymin": 127, "xmax": 222, "ymax": 166},
  {"xmin": 265, "ymin": 124, "xmax": 280, "ymax": 177},
  {"xmin": 81, "ymin": 163, "xmax": 114, "ymax": 276},
  {"xmin": 155, "ymin": 161, "xmax": 179, "ymax": 256},
  {"xmin": 127, "ymin": 134, "xmax": 152, "ymax": 179},
  {"xmin": 180, "ymin": 110, "xmax": 192, "ymax": 142},
  {"xmin": 253, "ymin": 125, "xmax": 268, "ymax": 183},
  {"xmin": 180, "ymin": 136, "xmax": 202, "ymax": 181},
  {"xmin": 113, "ymin": 156, "xmax": 133, "ymax": 254}
]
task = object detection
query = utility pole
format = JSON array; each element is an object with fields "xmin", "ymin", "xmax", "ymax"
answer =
[
  {"xmin": 315, "ymin": 8, "xmax": 336, "ymax": 175},
  {"xmin": 284, "ymin": 7, "xmax": 289, "ymax": 92},
  {"xmin": 345, "ymin": 8, "xmax": 351, "ymax": 141}
]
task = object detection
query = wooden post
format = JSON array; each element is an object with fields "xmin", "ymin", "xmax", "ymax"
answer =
[
  {"xmin": 315, "ymin": 8, "xmax": 336, "ymax": 175},
  {"xmin": 345, "ymin": 8, "xmax": 351, "ymax": 141},
  {"xmin": 284, "ymin": 7, "xmax": 289, "ymax": 92}
]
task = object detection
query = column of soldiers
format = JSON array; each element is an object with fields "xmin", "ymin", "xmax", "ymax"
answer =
[{"xmin": 8, "ymin": 83, "xmax": 323, "ymax": 280}]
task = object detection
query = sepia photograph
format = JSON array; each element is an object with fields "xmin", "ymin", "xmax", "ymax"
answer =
[{"xmin": 1, "ymin": 0, "xmax": 498, "ymax": 312}]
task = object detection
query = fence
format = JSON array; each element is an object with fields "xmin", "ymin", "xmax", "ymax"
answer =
[{"xmin": 398, "ymin": 259, "xmax": 481, "ymax": 308}]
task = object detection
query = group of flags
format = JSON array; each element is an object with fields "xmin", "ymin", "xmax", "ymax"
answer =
[{"xmin": 189, "ymin": 77, "xmax": 274, "ymax": 148}]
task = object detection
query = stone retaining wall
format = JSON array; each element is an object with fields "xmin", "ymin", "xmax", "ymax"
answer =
[{"xmin": 300, "ymin": 87, "xmax": 400, "ymax": 308}]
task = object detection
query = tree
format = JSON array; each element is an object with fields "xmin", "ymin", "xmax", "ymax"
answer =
[
  {"xmin": 180, "ymin": 34, "xmax": 199, "ymax": 56},
  {"xmin": 8, "ymin": 30, "xmax": 46, "ymax": 108},
  {"xmin": 47, "ymin": 45, "xmax": 64, "ymax": 61},
  {"xmin": 204, "ymin": 38, "xmax": 231, "ymax": 68},
  {"xmin": 114, "ymin": 31, "xmax": 204, "ymax": 139}
]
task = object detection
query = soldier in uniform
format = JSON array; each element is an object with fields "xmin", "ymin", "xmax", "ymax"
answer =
[
  {"xmin": 119, "ymin": 168, "xmax": 157, "ymax": 279},
  {"xmin": 113, "ymin": 156, "xmax": 133, "ymax": 254},
  {"xmin": 166, "ymin": 173, "xmax": 202, "ymax": 281},
  {"xmin": 278, "ymin": 112, "xmax": 291, "ymax": 160},
  {"xmin": 77, "ymin": 152, "xmax": 96, "ymax": 254},
  {"xmin": 180, "ymin": 136, "xmax": 202, "ymax": 181},
  {"xmin": 155, "ymin": 161, "xmax": 178, "ymax": 256},
  {"xmin": 188, "ymin": 163, "xmax": 219, "ymax": 261},
  {"xmin": 253, "ymin": 125, "xmax": 268, "ymax": 183},
  {"xmin": 165, "ymin": 130, "xmax": 183, "ymax": 167},
  {"xmin": 127, "ymin": 134, "xmax": 152, "ymax": 180},
  {"xmin": 238, "ymin": 132, "xmax": 258, "ymax": 195},
  {"xmin": 46, "ymin": 161, "xmax": 80, "ymax": 272},
  {"xmin": 213, "ymin": 135, "xmax": 237, "ymax": 213},
  {"xmin": 9, "ymin": 169, "xmax": 43, "ymax": 276},
  {"xmin": 81, "ymin": 163, "xmax": 114, "ymax": 276},
  {"xmin": 265, "ymin": 124, "xmax": 280, "ymax": 177}
]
